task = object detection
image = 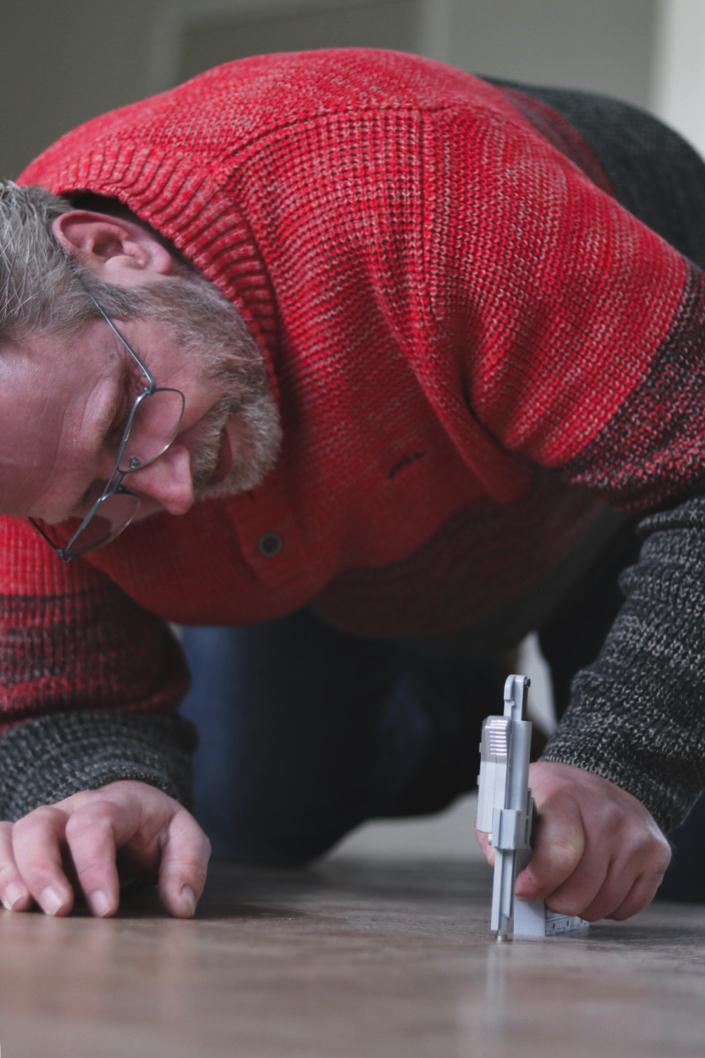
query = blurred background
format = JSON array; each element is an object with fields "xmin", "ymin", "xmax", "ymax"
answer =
[
  {"xmin": 2, "ymin": 0, "xmax": 703, "ymax": 859},
  {"xmin": 2, "ymin": 0, "xmax": 704, "ymax": 179}
]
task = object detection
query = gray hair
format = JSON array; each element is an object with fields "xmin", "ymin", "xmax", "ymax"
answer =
[
  {"xmin": 0, "ymin": 180, "xmax": 258, "ymax": 355},
  {"xmin": 0, "ymin": 181, "xmax": 151, "ymax": 337},
  {"xmin": 3, "ymin": 181, "xmax": 225, "ymax": 337},
  {"xmin": 0, "ymin": 181, "xmax": 93, "ymax": 337}
]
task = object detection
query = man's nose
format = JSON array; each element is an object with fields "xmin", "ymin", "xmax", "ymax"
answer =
[{"xmin": 126, "ymin": 443, "xmax": 195, "ymax": 515}]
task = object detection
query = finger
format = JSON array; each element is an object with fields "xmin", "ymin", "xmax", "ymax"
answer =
[
  {"xmin": 548, "ymin": 828, "xmax": 670, "ymax": 922},
  {"xmin": 543, "ymin": 847, "xmax": 610, "ymax": 920},
  {"xmin": 574, "ymin": 842, "xmax": 650, "ymax": 921},
  {"xmin": 157, "ymin": 809, "xmax": 211, "ymax": 918},
  {"xmin": 557, "ymin": 854, "xmax": 629, "ymax": 922},
  {"xmin": 0, "ymin": 822, "xmax": 32, "ymax": 912},
  {"xmin": 514, "ymin": 798, "xmax": 585, "ymax": 901},
  {"xmin": 12, "ymin": 807, "xmax": 75, "ymax": 915},
  {"xmin": 580, "ymin": 828, "xmax": 671, "ymax": 921},
  {"xmin": 609, "ymin": 870, "xmax": 667, "ymax": 921},
  {"xmin": 64, "ymin": 798, "xmax": 142, "ymax": 917}
]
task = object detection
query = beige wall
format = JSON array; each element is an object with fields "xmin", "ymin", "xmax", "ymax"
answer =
[{"xmin": 1, "ymin": 0, "xmax": 664, "ymax": 179}]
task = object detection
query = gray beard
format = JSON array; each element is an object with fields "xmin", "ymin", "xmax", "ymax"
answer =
[{"xmin": 190, "ymin": 389, "xmax": 282, "ymax": 500}]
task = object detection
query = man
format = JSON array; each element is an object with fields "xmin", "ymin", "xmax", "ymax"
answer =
[{"xmin": 1, "ymin": 47, "xmax": 703, "ymax": 922}]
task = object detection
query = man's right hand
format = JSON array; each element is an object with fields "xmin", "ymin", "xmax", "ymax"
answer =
[{"xmin": 0, "ymin": 780, "xmax": 211, "ymax": 918}]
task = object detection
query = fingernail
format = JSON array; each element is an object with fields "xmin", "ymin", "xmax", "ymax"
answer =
[
  {"xmin": 181, "ymin": 885, "xmax": 196, "ymax": 916},
  {"xmin": 2, "ymin": 883, "xmax": 28, "ymax": 911},
  {"xmin": 39, "ymin": 886, "xmax": 65, "ymax": 915},
  {"xmin": 89, "ymin": 889, "xmax": 112, "ymax": 917}
]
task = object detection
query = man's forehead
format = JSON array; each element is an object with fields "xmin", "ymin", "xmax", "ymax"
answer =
[
  {"xmin": 0, "ymin": 331, "xmax": 65, "ymax": 403},
  {"xmin": 0, "ymin": 344, "xmax": 56, "ymax": 513},
  {"xmin": 3, "ymin": 320, "xmax": 121, "ymax": 383},
  {"xmin": 0, "ymin": 327, "xmax": 106, "ymax": 519}
]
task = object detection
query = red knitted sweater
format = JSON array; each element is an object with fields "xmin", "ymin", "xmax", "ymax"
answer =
[{"xmin": 4, "ymin": 50, "xmax": 705, "ymax": 828}]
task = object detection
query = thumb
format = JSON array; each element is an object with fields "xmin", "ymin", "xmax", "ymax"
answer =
[
  {"xmin": 515, "ymin": 798, "xmax": 584, "ymax": 900},
  {"xmin": 475, "ymin": 827, "xmax": 495, "ymax": 867}
]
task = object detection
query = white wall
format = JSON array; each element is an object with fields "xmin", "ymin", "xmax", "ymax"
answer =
[
  {"xmin": 447, "ymin": 0, "xmax": 657, "ymax": 106},
  {"xmin": 0, "ymin": 0, "xmax": 669, "ymax": 179},
  {"xmin": 652, "ymin": 0, "xmax": 705, "ymax": 157}
]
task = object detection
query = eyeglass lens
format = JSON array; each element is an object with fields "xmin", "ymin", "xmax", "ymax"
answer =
[
  {"xmin": 72, "ymin": 491, "xmax": 141, "ymax": 554},
  {"xmin": 118, "ymin": 388, "xmax": 185, "ymax": 472},
  {"xmin": 42, "ymin": 386, "xmax": 185, "ymax": 558}
]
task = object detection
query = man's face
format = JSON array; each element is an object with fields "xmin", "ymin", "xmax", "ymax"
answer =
[{"xmin": 0, "ymin": 276, "xmax": 280, "ymax": 527}]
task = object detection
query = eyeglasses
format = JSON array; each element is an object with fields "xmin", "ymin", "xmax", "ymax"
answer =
[{"xmin": 30, "ymin": 294, "xmax": 185, "ymax": 563}]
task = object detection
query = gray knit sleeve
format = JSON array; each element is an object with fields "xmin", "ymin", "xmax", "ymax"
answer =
[
  {"xmin": 0, "ymin": 711, "xmax": 197, "ymax": 821},
  {"xmin": 541, "ymin": 492, "xmax": 705, "ymax": 833}
]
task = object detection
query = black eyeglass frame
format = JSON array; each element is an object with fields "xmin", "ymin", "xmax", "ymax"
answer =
[{"xmin": 29, "ymin": 293, "xmax": 185, "ymax": 563}]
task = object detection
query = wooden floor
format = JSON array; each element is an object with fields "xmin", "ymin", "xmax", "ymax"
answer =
[{"xmin": 0, "ymin": 851, "xmax": 703, "ymax": 1058}]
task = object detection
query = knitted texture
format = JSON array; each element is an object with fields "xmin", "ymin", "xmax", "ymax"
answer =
[
  {"xmin": 0, "ymin": 712, "xmax": 196, "ymax": 820},
  {"xmin": 3, "ymin": 49, "xmax": 705, "ymax": 828},
  {"xmin": 542, "ymin": 494, "xmax": 705, "ymax": 828}
]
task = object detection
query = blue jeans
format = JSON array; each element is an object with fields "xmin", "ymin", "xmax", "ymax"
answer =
[{"xmin": 180, "ymin": 609, "xmax": 505, "ymax": 863}]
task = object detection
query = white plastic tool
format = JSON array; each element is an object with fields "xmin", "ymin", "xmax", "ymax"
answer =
[{"xmin": 476, "ymin": 674, "xmax": 588, "ymax": 940}]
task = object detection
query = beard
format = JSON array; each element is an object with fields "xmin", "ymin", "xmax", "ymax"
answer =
[
  {"xmin": 87, "ymin": 266, "xmax": 282, "ymax": 501},
  {"xmin": 188, "ymin": 390, "xmax": 280, "ymax": 500}
]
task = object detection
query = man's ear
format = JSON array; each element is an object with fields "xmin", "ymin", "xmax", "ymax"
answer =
[{"xmin": 51, "ymin": 210, "xmax": 176, "ymax": 283}]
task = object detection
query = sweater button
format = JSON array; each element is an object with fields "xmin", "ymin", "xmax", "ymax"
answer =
[{"xmin": 258, "ymin": 532, "xmax": 283, "ymax": 557}]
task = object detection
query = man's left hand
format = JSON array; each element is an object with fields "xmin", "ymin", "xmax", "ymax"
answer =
[{"xmin": 476, "ymin": 761, "xmax": 672, "ymax": 922}]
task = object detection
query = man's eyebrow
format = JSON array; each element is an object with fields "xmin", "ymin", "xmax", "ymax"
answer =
[
  {"xmin": 96, "ymin": 350, "xmax": 131, "ymax": 446},
  {"xmin": 63, "ymin": 350, "xmax": 130, "ymax": 520}
]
